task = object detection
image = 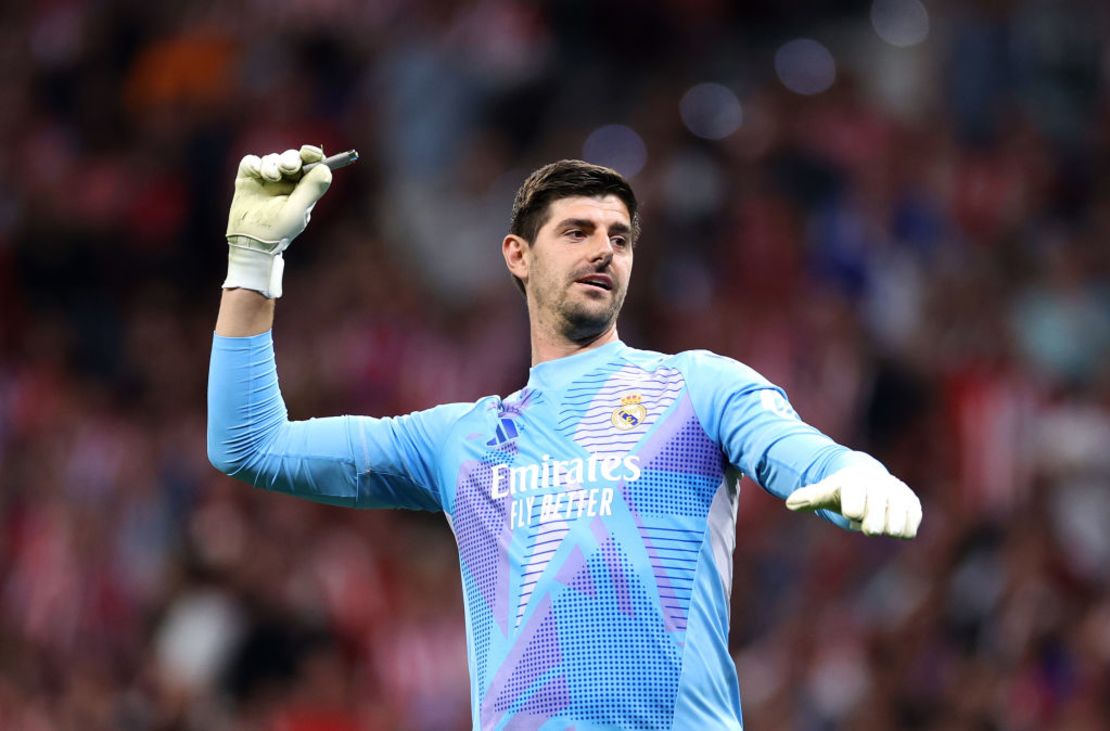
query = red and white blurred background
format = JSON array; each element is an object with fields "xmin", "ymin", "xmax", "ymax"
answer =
[{"xmin": 1, "ymin": 1, "xmax": 1109, "ymax": 728}]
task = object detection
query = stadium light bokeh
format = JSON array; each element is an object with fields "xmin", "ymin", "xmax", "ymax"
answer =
[
  {"xmin": 774, "ymin": 38, "xmax": 837, "ymax": 95},
  {"xmin": 680, "ymin": 82, "xmax": 744, "ymax": 141},
  {"xmin": 582, "ymin": 124, "xmax": 647, "ymax": 178},
  {"xmin": 871, "ymin": 0, "xmax": 931, "ymax": 48}
]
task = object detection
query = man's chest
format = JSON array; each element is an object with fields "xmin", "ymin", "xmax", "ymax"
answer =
[{"xmin": 444, "ymin": 367, "xmax": 722, "ymax": 531}]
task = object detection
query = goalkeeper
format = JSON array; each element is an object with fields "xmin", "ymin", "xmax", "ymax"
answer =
[{"xmin": 208, "ymin": 146, "xmax": 923, "ymax": 730}]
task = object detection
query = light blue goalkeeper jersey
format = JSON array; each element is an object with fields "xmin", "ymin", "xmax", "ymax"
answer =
[{"xmin": 208, "ymin": 332, "xmax": 883, "ymax": 731}]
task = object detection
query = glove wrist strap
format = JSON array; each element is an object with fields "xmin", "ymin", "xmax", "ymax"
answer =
[{"xmin": 223, "ymin": 243, "xmax": 285, "ymax": 299}]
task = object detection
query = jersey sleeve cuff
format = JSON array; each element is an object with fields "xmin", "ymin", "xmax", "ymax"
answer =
[{"xmin": 212, "ymin": 330, "xmax": 274, "ymax": 347}]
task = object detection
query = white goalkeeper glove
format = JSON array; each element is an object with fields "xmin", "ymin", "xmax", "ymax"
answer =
[
  {"xmin": 785, "ymin": 465, "xmax": 923, "ymax": 539},
  {"xmin": 223, "ymin": 145, "xmax": 332, "ymax": 299}
]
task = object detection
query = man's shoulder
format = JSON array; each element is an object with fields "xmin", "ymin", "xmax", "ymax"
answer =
[
  {"xmin": 617, "ymin": 344, "xmax": 745, "ymax": 372},
  {"xmin": 617, "ymin": 345, "xmax": 772, "ymax": 389},
  {"xmin": 404, "ymin": 395, "xmax": 502, "ymax": 430}
]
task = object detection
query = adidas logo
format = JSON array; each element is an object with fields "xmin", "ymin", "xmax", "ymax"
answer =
[{"xmin": 486, "ymin": 417, "xmax": 520, "ymax": 447}]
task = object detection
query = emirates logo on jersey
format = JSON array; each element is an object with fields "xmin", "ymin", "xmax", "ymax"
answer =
[{"xmin": 611, "ymin": 393, "xmax": 647, "ymax": 430}]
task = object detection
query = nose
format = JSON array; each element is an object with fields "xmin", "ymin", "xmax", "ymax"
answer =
[{"xmin": 587, "ymin": 231, "xmax": 615, "ymax": 265}]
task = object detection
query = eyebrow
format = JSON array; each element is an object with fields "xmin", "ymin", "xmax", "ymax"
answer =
[{"xmin": 555, "ymin": 218, "xmax": 632, "ymax": 235}]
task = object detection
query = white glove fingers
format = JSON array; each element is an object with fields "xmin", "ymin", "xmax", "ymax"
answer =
[
  {"xmin": 885, "ymin": 498, "xmax": 908, "ymax": 537},
  {"xmin": 904, "ymin": 496, "xmax": 923, "ymax": 539},
  {"xmin": 861, "ymin": 487, "xmax": 888, "ymax": 536},
  {"xmin": 238, "ymin": 154, "xmax": 263, "ymax": 179},
  {"xmin": 785, "ymin": 479, "xmax": 836, "ymax": 511},
  {"xmin": 260, "ymin": 153, "xmax": 283, "ymax": 182},
  {"xmin": 286, "ymin": 164, "xmax": 332, "ymax": 213},
  {"xmin": 300, "ymin": 144, "xmax": 325, "ymax": 163},
  {"xmin": 278, "ymin": 148, "xmax": 302, "ymax": 175},
  {"xmin": 783, "ymin": 465, "xmax": 923, "ymax": 539},
  {"xmin": 888, "ymin": 483, "xmax": 920, "ymax": 539},
  {"xmin": 839, "ymin": 481, "xmax": 867, "ymax": 522},
  {"xmin": 784, "ymin": 485, "xmax": 815, "ymax": 511}
]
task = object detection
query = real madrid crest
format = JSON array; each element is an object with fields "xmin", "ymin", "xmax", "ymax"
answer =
[{"xmin": 611, "ymin": 394, "xmax": 647, "ymax": 430}]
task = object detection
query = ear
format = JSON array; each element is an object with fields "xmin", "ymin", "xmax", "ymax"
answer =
[{"xmin": 502, "ymin": 234, "xmax": 530, "ymax": 283}]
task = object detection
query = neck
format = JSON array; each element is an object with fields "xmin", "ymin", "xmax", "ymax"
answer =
[{"xmin": 529, "ymin": 319, "xmax": 621, "ymax": 367}]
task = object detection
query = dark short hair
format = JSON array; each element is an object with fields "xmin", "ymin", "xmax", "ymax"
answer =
[{"xmin": 508, "ymin": 160, "xmax": 640, "ymax": 293}]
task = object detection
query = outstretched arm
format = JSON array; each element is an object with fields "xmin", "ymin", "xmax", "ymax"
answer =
[
  {"xmin": 207, "ymin": 330, "xmax": 456, "ymax": 511},
  {"xmin": 206, "ymin": 145, "xmax": 459, "ymax": 511},
  {"xmin": 683, "ymin": 351, "xmax": 923, "ymax": 539}
]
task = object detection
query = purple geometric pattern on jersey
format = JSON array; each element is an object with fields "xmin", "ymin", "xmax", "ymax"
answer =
[
  {"xmin": 454, "ymin": 450, "xmax": 514, "ymax": 687},
  {"xmin": 516, "ymin": 517, "xmax": 569, "ymax": 628},
  {"xmin": 514, "ymin": 675, "xmax": 571, "ymax": 727},
  {"xmin": 639, "ymin": 524, "xmax": 699, "ymax": 632},
  {"xmin": 552, "ymin": 537, "xmax": 681, "ymax": 729},
  {"xmin": 601, "ymin": 533, "xmax": 634, "ymax": 617},
  {"xmin": 638, "ymin": 392, "xmax": 725, "ymax": 479},
  {"xmin": 557, "ymin": 362, "xmax": 685, "ymax": 457},
  {"xmin": 483, "ymin": 596, "xmax": 561, "ymax": 720},
  {"xmin": 555, "ymin": 546, "xmax": 594, "ymax": 595},
  {"xmin": 612, "ymin": 505, "xmax": 696, "ymax": 635},
  {"xmin": 615, "ymin": 392, "xmax": 724, "ymax": 633},
  {"xmin": 588, "ymin": 512, "xmax": 633, "ymax": 617},
  {"xmin": 588, "ymin": 515, "xmax": 609, "ymax": 545},
  {"xmin": 624, "ymin": 391, "xmax": 723, "ymax": 517},
  {"xmin": 627, "ymin": 473, "xmax": 721, "ymax": 517}
]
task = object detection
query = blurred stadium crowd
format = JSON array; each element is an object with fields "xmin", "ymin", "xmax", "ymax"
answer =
[{"xmin": 2, "ymin": 0, "xmax": 1109, "ymax": 729}]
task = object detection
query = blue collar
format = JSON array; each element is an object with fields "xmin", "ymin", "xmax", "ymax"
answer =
[{"xmin": 525, "ymin": 340, "xmax": 629, "ymax": 392}]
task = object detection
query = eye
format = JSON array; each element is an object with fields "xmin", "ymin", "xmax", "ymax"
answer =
[
  {"xmin": 565, "ymin": 229, "xmax": 586, "ymax": 241},
  {"xmin": 611, "ymin": 236, "xmax": 629, "ymax": 249}
]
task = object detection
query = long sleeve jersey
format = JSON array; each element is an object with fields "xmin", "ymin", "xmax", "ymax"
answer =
[{"xmin": 208, "ymin": 332, "xmax": 884, "ymax": 730}]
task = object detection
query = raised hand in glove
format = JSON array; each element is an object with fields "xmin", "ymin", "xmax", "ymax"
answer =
[{"xmin": 223, "ymin": 145, "xmax": 332, "ymax": 299}]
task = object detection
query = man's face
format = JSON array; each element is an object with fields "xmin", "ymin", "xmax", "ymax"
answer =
[{"xmin": 519, "ymin": 195, "xmax": 634, "ymax": 342}]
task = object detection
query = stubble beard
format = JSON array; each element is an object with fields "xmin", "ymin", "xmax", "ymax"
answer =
[{"xmin": 550, "ymin": 281, "xmax": 627, "ymax": 344}]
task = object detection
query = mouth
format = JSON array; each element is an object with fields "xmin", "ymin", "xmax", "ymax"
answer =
[{"xmin": 575, "ymin": 274, "xmax": 613, "ymax": 291}]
